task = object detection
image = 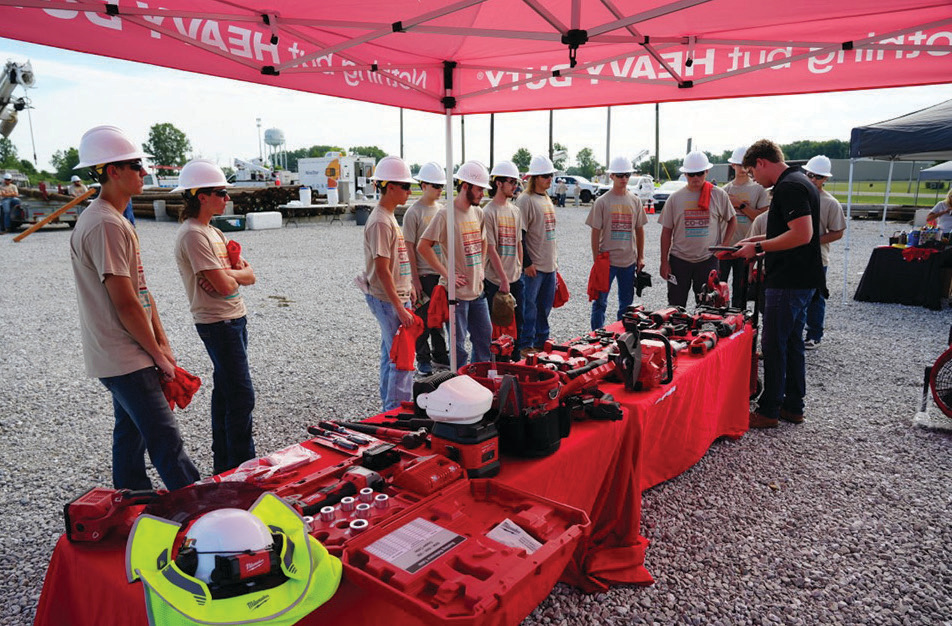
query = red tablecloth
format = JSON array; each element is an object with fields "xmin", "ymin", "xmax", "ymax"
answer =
[{"xmin": 35, "ymin": 325, "xmax": 751, "ymax": 626}]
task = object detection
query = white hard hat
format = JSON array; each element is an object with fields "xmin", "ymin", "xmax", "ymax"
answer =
[
  {"xmin": 75, "ymin": 125, "xmax": 151, "ymax": 169},
  {"xmin": 527, "ymin": 155, "xmax": 555, "ymax": 176},
  {"xmin": 455, "ymin": 160, "xmax": 490, "ymax": 188},
  {"xmin": 727, "ymin": 146, "xmax": 748, "ymax": 165},
  {"xmin": 803, "ymin": 155, "xmax": 833, "ymax": 178},
  {"xmin": 679, "ymin": 151, "xmax": 713, "ymax": 173},
  {"xmin": 608, "ymin": 156, "xmax": 634, "ymax": 174},
  {"xmin": 185, "ymin": 508, "xmax": 274, "ymax": 584},
  {"xmin": 371, "ymin": 155, "xmax": 415, "ymax": 184},
  {"xmin": 70, "ymin": 175, "xmax": 82, "ymax": 183},
  {"xmin": 490, "ymin": 160, "xmax": 520, "ymax": 179},
  {"xmin": 415, "ymin": 161, "xmax": 446, "ymax": 185},
  {"xmin": 3, "ymin": 174, "xmax": 11, "ymax": 180},
  {"xmin": 173, "ymin": 159, "xmax": 232, "ymax": 192}
]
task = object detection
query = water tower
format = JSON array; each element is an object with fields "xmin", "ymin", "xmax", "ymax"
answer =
[{"xmin": 264, "ymin": 127, "xmax": 287, "ymax": 170}]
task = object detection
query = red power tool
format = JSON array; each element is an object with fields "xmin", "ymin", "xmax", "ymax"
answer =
[
  {"xmin": 490, "ymin": 335, "xmax": 515, "ymax": 362},
  {"xmin": 64, "ymin": 488, "xmax": 160, "ymax": 542},
  {"xmin": 697, "ymin": 270, "xmax": 730, "ymax": 308},
  {"xmin": 689, "ymin": 330, "xmax": 719, "ymax": 355}
]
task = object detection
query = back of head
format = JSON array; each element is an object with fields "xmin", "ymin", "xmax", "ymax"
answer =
[{"xmin": 742, "ymin": 140, "xmax": 783, "ymax": 168}]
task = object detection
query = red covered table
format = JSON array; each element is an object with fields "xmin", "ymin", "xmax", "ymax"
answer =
[{"xmin": 35, "ymin": 325, "xmax": 751, "ymax": 626}]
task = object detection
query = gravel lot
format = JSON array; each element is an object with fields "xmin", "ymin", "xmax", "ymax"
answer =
[{"xmin": 1, "ymin": 206, "xmax": 950, "ymax": 625}]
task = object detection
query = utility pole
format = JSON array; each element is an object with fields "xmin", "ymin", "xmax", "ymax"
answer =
[
  {"xmin": 548, "ymin": 110, "xmax": 553, "ymax": 160},
  {"xmin": 256, "ymin": 118, "xmax": 262, "ymax": 161},
  {"xmin": 461, "ymin": 115, "xmax": 466, "ymax": 162},
  {"xmin": 686, "ymin": 137, "xmax": 692, "ymax": 153},
  {"xmin": 489, "ymin": 113, "xmax": 495, "ymax": 169},
  {"xmin": 399, "ymin": 108, "xmax": 404, "ymax": 158},
  {"xmin": 606, "ymin": 106, "xmax": 611, "ymax": 166},
  {"xmin": 654, "ymin": 104, "xmax": 660, "ymax": 180}
]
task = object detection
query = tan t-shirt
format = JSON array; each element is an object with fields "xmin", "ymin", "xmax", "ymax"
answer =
[
  {"xmin": 659, "ymin": 185, "xmax": 734, "ymax": 263},
  {"xmin": 69, "ymin": 183, "xmax": 89, "ymax": 198},
  {"xmin": 402, "ymin": 200, "xmax": 442, "ymax": 276},
  {"xmin": 364, "ymin": 205, "xmax": 412, "ymax": 302},
  {"xmin": 69, "ymin": 199, "xmax": 155, "ymax": 378},
  {"xmin": 421, "ymin": 205, "xmax": 486, "ymax": 301},
  {"xmin": 722, "ymin": 179, "xmax": 769, "ymax": 244},
  {"xmin": 750, "ymin": 211, "xmax": 768, "ymax": 239},
  {"xmin": 0, "ymin": 182, "xmax": 18, "ymax": 197},
  {"xmin": 516, "ymin": 192, "xmax": 558, "ymax": 273},
  {"xmin": 174, "ymin": 218, "xmax": 246, "ymax": 324},
  {"xmin": 818, "ymin": 190, "xmax": 846, "ymax": 267},
  {"xmin": 586, "ymin": 190, "xmax": 648, "ymax": 268},
  {"xmin": 484, "ymin": 199, "xmax": 523, "ymax": 286}
]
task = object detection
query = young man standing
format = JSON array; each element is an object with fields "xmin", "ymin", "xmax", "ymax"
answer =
[
  {"xmin": 419, "ymin": 160, "xmax": 493, "ymax": 366},
  {"xmin": 483, "ymin": 161, "xmax": 524, "ymax": 335},
  {"xmin": 587, "ymin": 155, "xmax": 647, "ymax": 330},
  {"xmin": 403, "ymin": 161, "xmax": 449, "ymax": 373},
  {"xmin": 659, "ymin": 151, "xmax": 736, "ymax": 307},
  {"xmin": 70, "ymin": 125, "xmax": 199, "ymax": 490},
  {"xmin": 174, "ymin": 159, "xmax": 257, "ymax": 474},
  {"xmin": 69, "ymin": 175, "xmax": 89, "ymax": 198},
  {"xmin": 735, "ymin": 140, "xmax": 824, "ymax": 429},
  {"xmin": 516, "ymin": 155, "xmax": 558, "ymax": 357},
  {"xmin": 801, "ymin": 155, "xmax": 846, "ymax": 350},
  {"xmin": 721, "ymin": 146, "xmax": 770, "ymax": 307},
  {"xmin": 0, "ymin": 173, "xmax": 20, "ymax": 234},
  {"xmin": 363, "ymin": 156, "xmax": 416, "ymax": 411}
]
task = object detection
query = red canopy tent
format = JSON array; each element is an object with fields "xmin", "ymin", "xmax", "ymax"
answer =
[{"xmin": 3, "ymin": 0, "xmax": 950, "ymax": 362}]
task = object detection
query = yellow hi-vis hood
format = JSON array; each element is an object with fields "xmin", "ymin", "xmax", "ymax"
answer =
[{"xmin": 126, "ymin": 492, "xmax": 341, "ymax": 625}]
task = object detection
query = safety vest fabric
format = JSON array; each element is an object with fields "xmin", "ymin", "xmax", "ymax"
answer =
[{"xmin": 126, "ymin": 492, "xmax": 341, "ymax": 625}]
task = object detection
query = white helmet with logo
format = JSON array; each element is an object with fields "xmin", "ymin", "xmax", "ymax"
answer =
[
  {"xmin": 75, "ymin": 125, "xmax": 151, "ymax": 169},
  {"xmin": 679, "ymin": 151, "xmax": 713, "ymax": 174},
  {"xmin": 728, "ymin": 146, "xmax": 748, "ymax": 165},
  {"xmin": 415, "ymin": 161, "xmax": 446, "ymax": 185},
  {"xmin": 803, "ymin": 155, "xmax": 833, "ymax": 178},
  {"xmin": 527, "ymin": 155, "xmax": 555, "ymax": 176},
  {"xmin": 173, "ymin": 159, "xmax": 232, "ymax": 192},
  {"xmin": 371, "ymin": 155, "xmax": 415, "ymax": 184},
  {"xmin": 608, "ymin": 156, "xmax": 634, "ymax": 174},
  {"xmin": 455, "ymin": 160, "xmax": 490, "ymax": 188},
  {"xmin": 490, "ymin": 160, "xmax": 520, "ymax": 179},
  {"xmin": 184, "ymin": 508, "xmax": 274, "ymax": 584}
]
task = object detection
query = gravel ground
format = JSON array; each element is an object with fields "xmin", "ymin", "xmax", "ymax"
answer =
[{"xmin": 1, "ymin": 206, "xmax": 950, "ymax": 625}]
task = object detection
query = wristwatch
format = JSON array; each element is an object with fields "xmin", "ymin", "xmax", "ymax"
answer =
[{"xmin": 754, "ymin": 242, "xmax": 764, "ymax": 254}]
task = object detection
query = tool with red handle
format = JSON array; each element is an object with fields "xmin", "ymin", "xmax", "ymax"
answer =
[
  {"xmin": 334, "ymin": 422, "xmax": 428, "ymax": 449},
  {"xmin": 64, "ymin": 488, "xmax": 161, "ymax": 542}
]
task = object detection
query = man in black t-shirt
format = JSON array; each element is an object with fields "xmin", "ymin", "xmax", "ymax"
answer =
[{"xmin": 733, "ymin": 140, "xmax": 824, "ymax": 429}]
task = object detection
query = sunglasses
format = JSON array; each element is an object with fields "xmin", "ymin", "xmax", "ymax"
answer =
[
  {"xmin": 393, "ymin": 182, "xmax": 412, "ymax": 191},
  {"xmin": 425, "ymin": 183, "xmax": 444, "ymax": 190},
  {"xmin": 614, "ymin": 173, "xmax": 632, "ymax": 178},
  {"xmin": 806, "ymin": 173, "xmax": 827, "ymax": 180},
  {"xmin": 538, "ymin": 174, "xmax": 553, "ymax": 179},
  {"xmin": 685, "ymin": 171, "xmax": 706, "ymax": 178},
  {"xmin": 211, "ymin": 189, "xmax": 230, "ymax": 198},
  {"xmin": 116, "ymin": 161, "xmax": 145, "ymax": 172}
]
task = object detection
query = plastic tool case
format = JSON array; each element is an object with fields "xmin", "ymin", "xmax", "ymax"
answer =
[{"xmin": 342, "ymin": 479, "xmax": 589, "ymax": 626}]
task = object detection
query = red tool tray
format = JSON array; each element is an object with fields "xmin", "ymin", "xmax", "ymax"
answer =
[{"xmin": 342, "ymin": 479, "xmax": 590, "ymax": 626}]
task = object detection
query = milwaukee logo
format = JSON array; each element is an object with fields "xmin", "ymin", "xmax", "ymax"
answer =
[
  {"xmin": 247, "ymin": 596, "xmax": 270, "ymax": 611},
  {"xmin": 243, "ymin": 557, "xmax": 268, "ymax": 574}
]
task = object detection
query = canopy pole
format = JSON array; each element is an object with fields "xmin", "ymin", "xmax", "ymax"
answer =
[
  {"xmin": 444, "ymin": 61, "xmax": 458, "ymax": 372},
  {"xmin": 843, "ymin": 158, "xmax": 855, "ymax": 304},
  {"xmin": 881, "ymin": 159, "xmax": 895, "ymax": 237}
]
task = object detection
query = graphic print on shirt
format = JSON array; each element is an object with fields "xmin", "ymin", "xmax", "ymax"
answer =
[
  {"xmin": 133, "ymin": 236, "xmax": 152, "ymax": 312},
  {"xmin": 396, "ymin": 230, "xmax": 412, "ymax": 278},
  {"xmin": 496, "ymin": 214, "xmax": 518, "ymax": 259},
  {"xmin": 420, "ymin": 211, "xmax": 442, "ymax": 258},
  {"xmin": 460, "ymin": 217, "xmax": 483, "ymax": 267},
  {"xmin": 211, "ymin": 232, "xmax": 240, "ymax": 300},
  {"xmin": 609, "ymin": 206, "xmax": 633, "ymax": 241},
  {"xmin": 684, "ymin": 206, "xmax": 711, "ymax": 239},
  {"xmin": 543, "ymin": 205, "xmax": 557, "ymax": 241}
]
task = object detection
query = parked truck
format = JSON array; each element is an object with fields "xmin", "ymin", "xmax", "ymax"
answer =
[{"xmin": 298, "ymin": 152, "xmax": 376, "ymax": 203}]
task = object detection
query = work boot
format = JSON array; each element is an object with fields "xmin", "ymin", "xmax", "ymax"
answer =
[
  {"xmin": 519, "ymin": 347, "xmax": 537, "ymax": 359},
  {"xmin": 749, "ymin": 411, "xmax": 779, "ymax": 429},
  {"xmin": 779, "ymin": 408, "xmax": 805, "ymax": 424}
]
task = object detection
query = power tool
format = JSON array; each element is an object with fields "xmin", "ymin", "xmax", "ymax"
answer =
[{"xmin": 64, "ymin": 488, "xmax": 160, "ymax": 542}]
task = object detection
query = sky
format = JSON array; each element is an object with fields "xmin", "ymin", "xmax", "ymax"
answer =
[{"xmin": 3, "ymin": 38, "xmax": 952, "ymax": 173}]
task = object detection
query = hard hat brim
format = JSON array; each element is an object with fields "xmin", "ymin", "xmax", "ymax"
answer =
[{"xmin": 75, "ymin": 149, "xmax": 153, "ymax": 169}]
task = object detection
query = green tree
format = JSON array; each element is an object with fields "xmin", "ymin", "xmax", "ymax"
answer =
[
  {"xmin": 512, "ymin": 148, "xmax": 532, "ymax": 172},
  {"xmin": 142, "ymin": 122, "xmax": 192, "ymax": 167},
  {"xmin": 349, "ymin": 145, "xmax": 387, "ymax": 160},
  {"xmin": 574, "ymin": 147, "xmax": 601, "ymax": 180},
  {"xmin": 0, "ymin": 137, "xmax": 18, "ymax": 167},
  {"xmin": 50, "ymin": 147, "xmax": 80, "ymax": 181},
  {"xmin": 18, "ymin": 159, "xmax": 37, "ymax": 176},
  {"xmin": 552, "ymin": 142, "xmax": 568, "ymax": 171}
]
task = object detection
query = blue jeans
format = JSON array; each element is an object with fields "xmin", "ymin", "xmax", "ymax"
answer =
[
  {"xmin": 366, "ymin": 294, "xmax": 413, "ymax": 411},
  {"xmin": 805, "ymin": 267, "xmax": 829, "ymax": 342},
  {"xmin": 99, "ymin": 367, "xmax": 200, "ymax": 491},
  {"xmin": 195, "ymin": 316, "xmax": 256, "ymax": 474},
  {"xmin": 519, "ymin": 271, "xmax": 556, "ymax": 350},
  {"xmin": 454, "ymin": 294, "xmax": 492, "ymax": 366},
  {"xmin": 591, "ymin": 262, "xmax": 636, "ymax": 330},
  {"xmin": 757, "ymin": 288, "xmax": 815, "ymax": 420},
  {"xmin": 0, "ymin": 197, "xmax": 20, "ymax": 230}
]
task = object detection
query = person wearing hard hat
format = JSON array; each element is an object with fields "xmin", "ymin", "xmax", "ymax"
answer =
[
  {"xmin": 0, "ymin": 173, "xmax": 20, "ymax": 234},
  {"xmin": 69, "ymin": 125, "xmax": 199, "ymax": 490},
  {"xmin": 484, "ymin": 160, "xmax": 524, "ymax": 334},
  {"xmin": 659, "ymin": 151, "xmax": 736, "ymax": 307},
  {"xmin": 418, "ymin": 160, "xmax": 493, "ymax": 366},
  {"xmin": 721, "ymin": 146, "xmax": 770, "ymax": 307},
  {"xmin": 515, "ymin": 155, "xmax": 559, "ymax": 357},
  {"xmin": 732, "ymin": 139, "xmax": 823, "ymax": 429},
  {"xmin": 403, "ymin": 161, "xmax": 449, "ymax": 374},
  {"xmin": 555, "ymin": 177, "xmax": 568, "ymax": 208},
  {"xmin": 68, "ymin": 174, "xmax": 89, "ymax": 198},
  {"xmin": 173, "ymin": 159, "xmax": 258, "ymax": 474},
  {"xmin": 364, "ymin": 155, "xmax": 416, "ymax": 411},
  {"xmin": 801, "ymin": 155, "xmax": 845, "ymax": 350},
  {"xmin": 587, "ymin": 156, "xmax": 648, "ymax": 330}
]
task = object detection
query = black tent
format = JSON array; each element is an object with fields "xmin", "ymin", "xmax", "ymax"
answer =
[{"xmin": 850, "ymin": 99, "xmax": 952, "ymax": 160}]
